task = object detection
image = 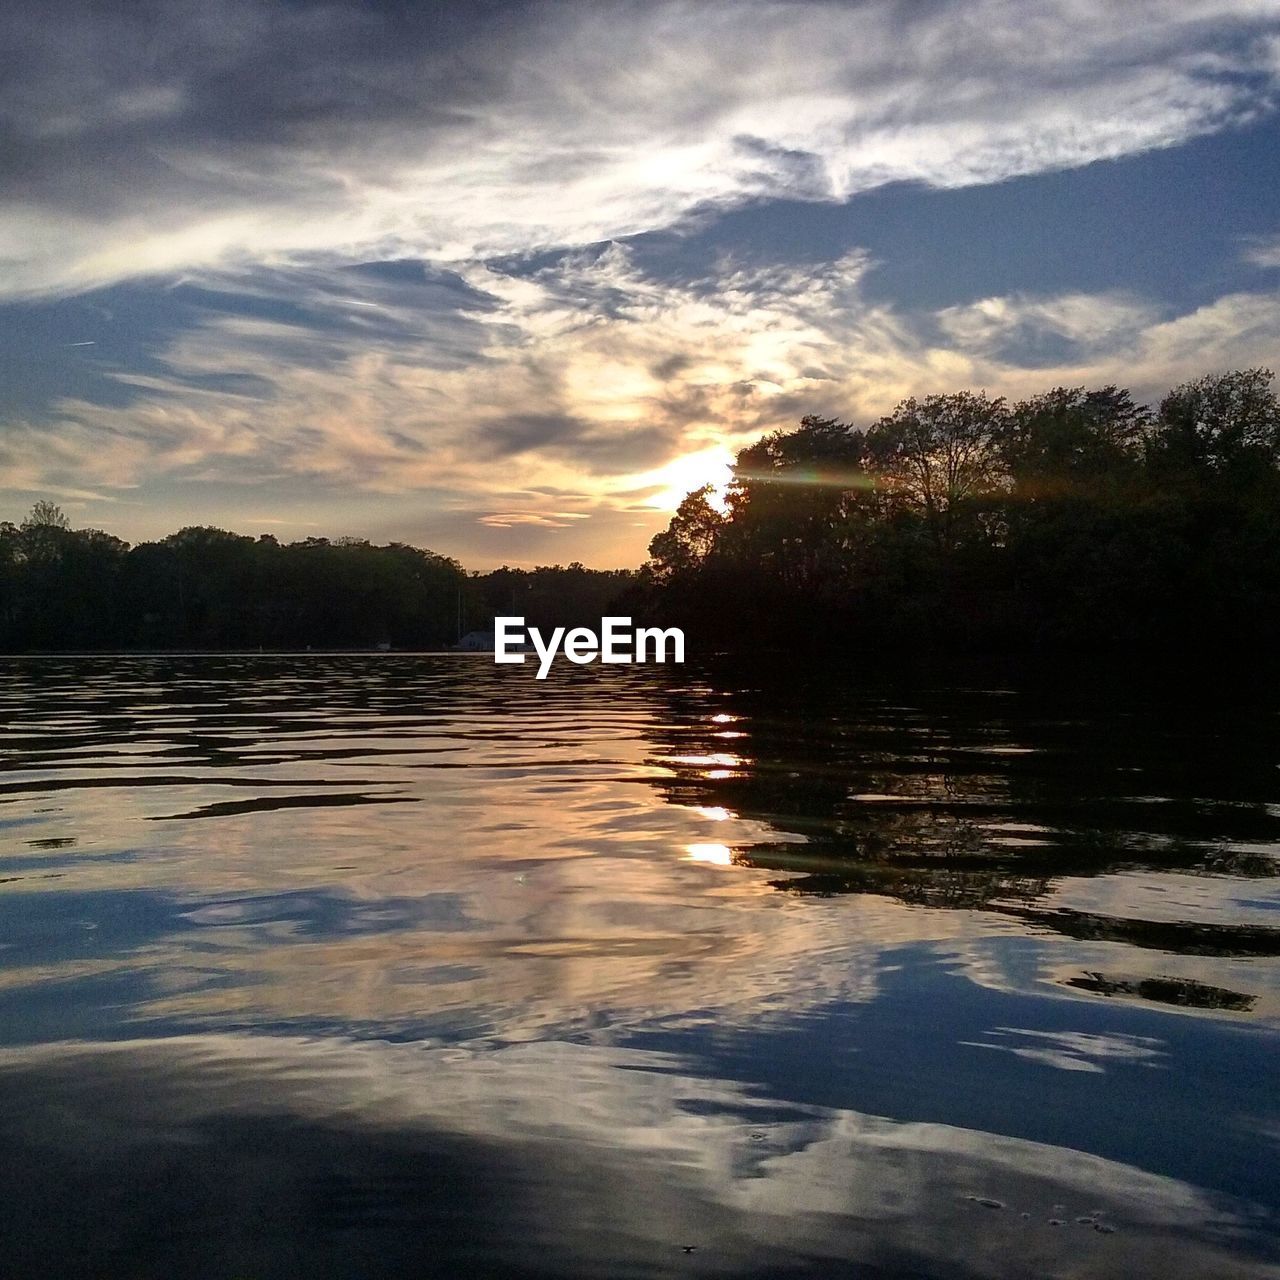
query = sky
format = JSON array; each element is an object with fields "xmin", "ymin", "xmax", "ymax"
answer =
[{"xmin": 2, "ymin": 0, "xmax": 1280, "ymax": 567}]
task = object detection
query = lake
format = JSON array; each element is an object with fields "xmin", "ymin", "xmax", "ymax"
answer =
[{"xmin": 1, "ymin": 653, "xmax": 1278, "ymax": 1278}]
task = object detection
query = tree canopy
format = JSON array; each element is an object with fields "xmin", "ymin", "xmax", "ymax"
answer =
[
  {"xmin": 0, "ymin": 515, "xmax": 634, "ymax": 651},
  {"xmin": 641, "ymin": 368, "xmax": 1280, "ymax": 664},
  {"xmin": 6, "ymin": 367, "xmax": 1278, "ymax": 666}
]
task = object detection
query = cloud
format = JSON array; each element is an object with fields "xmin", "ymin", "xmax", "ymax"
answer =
[
  {"xmin": 4, "ymin": 0, "xmax": 1280, "ymax": 562},
  {"xmin": 6, "ymin": 239, "xmax": 1280, "ymax": 562},
  {"xmin": 0, "ymin": 246, "xmax": 897, "ymax": 513},
  {"xmin": 1, "ymin": 0, "xmax": 1278, "ymax": 299},
  {"xmin": 478, "ymin": 511, "xmax": 590, "ymax": 529},
  {"xmin": 0, "ymin": 1034, "xmax": 1269, "ymax": 1278},
  {"xmin": 935, "ymin": 293, "xmax": 1163, "ymax": 361},
  {"xmin": 959, "ymin": 1027, "xmax": 1168, "ymax": 1073},
  {"xmin": 1243, "ymin": 233, "xmax": 1280, "ymax": 268}
]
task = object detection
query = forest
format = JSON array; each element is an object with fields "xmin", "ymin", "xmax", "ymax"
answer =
[
  {"xmin": 3, "ymin": 367, "xmax": 1278, "ymax": 663},
  {"xmin": 641, "ymin": 367, "xmax": 1280, "ymax": 664},
  {"xmin": 0, "ymin": 512, "xmax": 632, "ymax": 651}
]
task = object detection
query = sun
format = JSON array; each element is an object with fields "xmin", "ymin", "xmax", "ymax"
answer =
[{"xmin": 637, "ymin": 445, "xmax": 735, "ymax": 513}]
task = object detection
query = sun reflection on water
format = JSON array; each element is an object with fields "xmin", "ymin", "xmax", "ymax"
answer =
[{"xmin": 685, "ymin": 842, "xmax": 734, "ymax": 866}]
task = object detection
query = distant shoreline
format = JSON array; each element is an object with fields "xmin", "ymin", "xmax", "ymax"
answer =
[{"xmin": 0, "ymin": 647, "xmax": 477, "ymax": 658}]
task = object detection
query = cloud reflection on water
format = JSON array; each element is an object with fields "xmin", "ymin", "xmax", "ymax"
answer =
[
  {"xmin": 1, "ymin": 1033, "xmax": 1275, "ymax": 1279},
  {"xmin": 1, "ymin": 655, "xmax": 1279, "ymax": 1274}
]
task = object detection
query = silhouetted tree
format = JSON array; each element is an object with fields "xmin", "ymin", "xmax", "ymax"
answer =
[
  {"xmin": 864, "ymin": 391, "xmax": 1009, "ymax": 554},
  {"xmin": 1150, "ymin": 368, "xmax": 1280, "ymax": 480},
  {"xmin": 642, "ymin": 369, "xmax": 1280, "ymax": 665},
  {"xmin": 7, "ymin": 368, "xmax": 1280, "ymax": 668},
  {"xmin": 1000, "ymin": 386, "xmax": 1149, "ymax": 493},
  {"xmin": 0, "ymin": 510, "xmax": 634, "ymax": 652},
  {"xmin": 22, "ymin": 500, "xmax": 71, "ymax": 530},
  {"xmin": 646, "ymin": 486, "xmax": 724, "ymax": 586},
  {"xmin": 722, "ymin": 415, "xmax": 867, "ymax": 594}
]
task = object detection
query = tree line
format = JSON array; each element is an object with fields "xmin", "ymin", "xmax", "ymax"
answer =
[
  {"xmin": 0, "ymin": 509, "xmax": 633, "ymax": 651},
  {"xmin": 638, "ymin": 368, "xmax": 1280, "ymax": 664},
  {"xmin": 5, "ymin": 366, "xmax": 1278, "ymax": 661}
]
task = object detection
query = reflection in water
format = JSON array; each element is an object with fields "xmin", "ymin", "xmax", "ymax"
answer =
[
  {"xmin": 651, "ymin": 677, "xmax": 1280, "ymax": 964},
  {"xmin": 1, "ymin": 655, "xmax": 1279, "ymax": 1277},
  {"xmin": 1, "ymin": 1034, "xmax": 1275, "ymax": 1280},
  {"xmin": 1063, "ymin": 972, "xmax": 1257, "ymax": 1012},
  {"xmin": 686, "ymin": 841, "xmax": 735, "ymax": 866}
]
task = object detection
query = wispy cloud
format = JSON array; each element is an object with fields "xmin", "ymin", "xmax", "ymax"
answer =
[
  {"xmin": 8, "ymin": 240, "xmax": 1280, "ymax": 558},
  {"xmin": 1243, "ymin": 233, "xmax": 1280, "ymax": 269},
  {"xmin": 3, "ymin": 0, "xmax": 1280, "ymax": 559},
  {"xmin": 2, "ymin": 0, "xmax": 1278, "ymax": 298},
  {"xmin": 935, "ymin": 293, "xmax": 1163, "ymax": 359}
]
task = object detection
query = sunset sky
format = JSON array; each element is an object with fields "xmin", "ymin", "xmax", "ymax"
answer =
[{"xmin": 3, "ymin": 0, "xmax": 1280, "ymax": 566}]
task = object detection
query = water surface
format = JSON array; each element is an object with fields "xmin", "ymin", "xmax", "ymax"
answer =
[{"xmin": 1, "ymin": 654, "xmax": 1278, "ymax": 1278}]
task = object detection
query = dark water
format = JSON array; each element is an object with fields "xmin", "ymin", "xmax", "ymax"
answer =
[{"xmin": 1, "ymin": 654, "xmax": 1279, "ymax": 1279}]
